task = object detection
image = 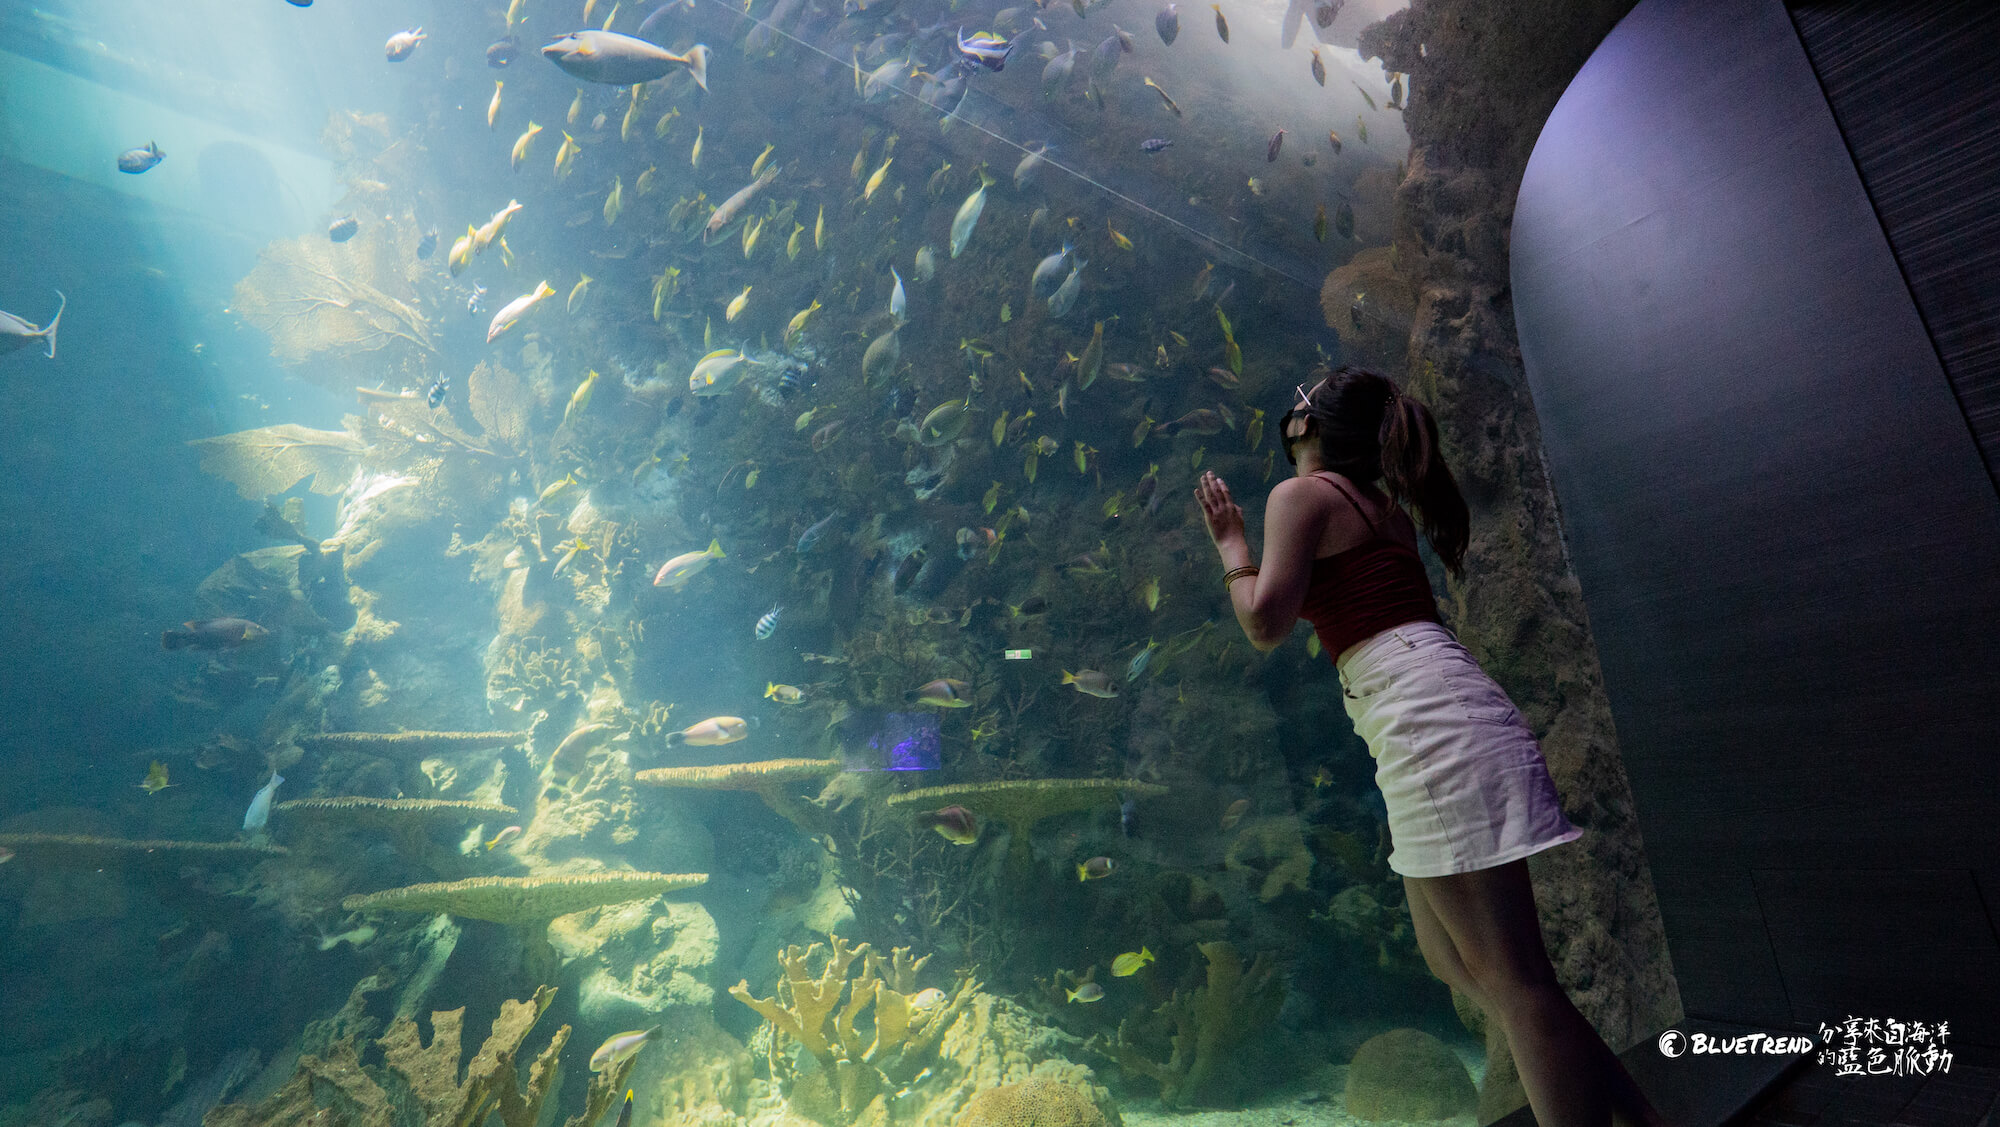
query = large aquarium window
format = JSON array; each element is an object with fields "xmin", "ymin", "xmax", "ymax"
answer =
[{"xmin": 0, "ymin": 0, "xmax": 1686, "ymax": 1126}]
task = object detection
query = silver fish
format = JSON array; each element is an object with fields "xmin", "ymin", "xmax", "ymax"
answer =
[
  {"xmin": 243, "ymin": 772, "xmax": 284, "ymax": 832},
  {"xmin": 950, "ymin": 177, "xmax": 990, "ymax": 258},
  {"xmin": 889, "ymin": 265, "xmax": 906, "ymax": 322},
  {"xmin": 1014, "ymin": 143, "xmax": 1049, "ymax": 189},
  {"xmin": 705, "ymin": 166, "xmax": 780, "ymax": 242},
  {"xmin": 1155, "ymin": 4, "xmax": 1179, "ymax": 44},
  {"xmin": 912, "ymin": 244, "xmax": 938, "ymax": 283},
  {"xmin": 1090, "ymin": 35, "xmax": 1121, "ymax": 81},
  {"xmin": 1031, "ymin": 242, "xmax": 1073, "ymax": 297},
  {"xmin": 542, "ymin": 30, "xmax": 710, "ymax": 90},
  {"xmin": 1042, "ymin": 42, "xmax": 1077, "ymax": 98},
  {"xmin": 1048, "ymin": 258, "xmax": 1085, "ymax": 316},
  {"xmin": 0, "ymin": 290, "xmax": 63, "ymax": 359}
]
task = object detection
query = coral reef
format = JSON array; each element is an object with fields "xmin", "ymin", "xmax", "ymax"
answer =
[
  {"xmin": 546, "ymin": 895, "xmax": 722, "ymax": 1026},
  {"xmin": 1095, "ymin": 941, "xmax": 1282, "ymax": 1109},
  {"xmin": 204, "ymin": 985, "xmax": 634, "ymax": 1127},
  {"xmin": 953, "ymin": 1080, "xmax": 1108, "ymax": 1127},
  {"xmin": 0, "ymin": 833, "xmax": 287, "ymax": 865},
  {"xmin": 296, "ymin": 730, "xmax": 529, "ymax": 758},
  {"xmin": 729, "ymin": 936, "xmax": 977, "ymax": 1125},
  {"xmin": 634, "ymin": 758, "xmax": 843, "ymax": 832},
  {"xmin": 186, "ymin": 425, "xmax": 366, "ymax": 502},
  {"xmin": 342, "ymin": 872, "xmax": 709, "ymax": 926},
  {"xmin": 1341, "ymin": 1027, "xmax": 1477, "ymax": 1122},
  {"xmin": 884, "ymin": 780, "xmax": 1165, "ymax": 877}
]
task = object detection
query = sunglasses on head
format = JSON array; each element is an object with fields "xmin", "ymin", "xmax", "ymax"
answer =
[{"xmin": 1281, "ymin": 382, "xmax": 1317, "ymax": 465}]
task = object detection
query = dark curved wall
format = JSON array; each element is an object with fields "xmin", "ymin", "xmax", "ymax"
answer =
[{"xmin": 1511, "ymin": 0, "xmax": 2000, "ymax": 1045}]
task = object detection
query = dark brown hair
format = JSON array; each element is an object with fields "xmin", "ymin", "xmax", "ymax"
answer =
[{"xmin": 1301, "ymin": 364, "xmax": 1469, "ymax": 576}]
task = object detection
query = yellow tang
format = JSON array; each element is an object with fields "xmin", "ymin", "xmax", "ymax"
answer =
[{"xmin": 1110, "ymin": 947, "xmax": 1155, "ymax": 977}]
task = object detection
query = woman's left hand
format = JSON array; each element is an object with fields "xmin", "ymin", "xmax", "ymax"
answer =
[{"xmin": 1194, "ymin": 470, "xmax": 1245, "ymax": 549}]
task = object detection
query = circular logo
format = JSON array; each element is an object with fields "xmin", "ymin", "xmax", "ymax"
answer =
[{"xmin": 1657, "ymin": 1030, "xmax": 1686, "ymax": 1057}]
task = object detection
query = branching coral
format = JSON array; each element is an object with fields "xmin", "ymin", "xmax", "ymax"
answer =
[
  {"xmin": 729, "ymin": 935, "xmax": 979, "ymax": 1124},
  {"xmin": 342, "ymin": 872, "xmax": 708, "ymax": 927},
  {"xmin": 205, "ymin": 984, "xmax": 637, "ymax": 1127},
  {"xmin": 1093, "ymin": 942, "xmax": 1282, "ymax": 1109},
  {"xmin": 0, "ymin": 832, "xmax": 287, "ymax": 866}
]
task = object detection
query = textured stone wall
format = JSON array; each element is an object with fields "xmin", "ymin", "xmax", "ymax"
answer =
[{"xmin": 1344, "ymin": 0, "xmax": 1683, "ymax": 1115}]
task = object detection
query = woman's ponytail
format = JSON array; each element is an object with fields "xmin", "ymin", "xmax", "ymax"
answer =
[{"xmin": 1379, "ymin": 391, "xmax": 1469, "ymax": 577}]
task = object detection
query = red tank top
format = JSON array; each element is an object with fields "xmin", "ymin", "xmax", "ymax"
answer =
[{"xmin": 1297, "ymin": 472, "xmax": 1442, "ymax": 663}]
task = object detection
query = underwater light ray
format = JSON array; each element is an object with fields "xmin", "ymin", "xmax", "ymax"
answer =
[{"xmin": 681, "ymin": 0, "xmax": 1325, "ymax": 291}]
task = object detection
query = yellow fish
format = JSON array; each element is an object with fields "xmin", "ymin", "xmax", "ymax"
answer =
[
  {"xmin": 1074, "ymin": 440, "xmax": 1091, "ymax": 474},
  {"xmin": 140, "ymin": 761, "xmax": 171, "ymax": 795},
  {"xmin": 1107, "ymin": 221, "xmax": 1133, "ymax": 251},
  {"xmin": 601, "ymin": 0, "xmax": 621, "ymax": 29},
  {"xmin": 511, "ymin": 121, "xmax": 542, "ymax": 170},
  {"xmin": 507, "ymin": 0, "xmax": 527, "ymax": 29},
  {"xmin": 485, "ymin": 826, "xmax": 522, "ymax": 850},
  {"xmin": 568, "ymin": 274, "xmax": 593, "ymax": 314},
  {"xmin": 1111, "ymin": 947, "xmax": 1155, "ymax": 977},
  {"xmin": 764, "ymin": 682, "xmax": 806, "ymax": 704},
  {"xmin": 1245, "ymin": 407, "xmax": 1265, "ymax": 450},
  {"xmin": 742, "ymin": 213, "xmax": 763, "ymax": 258},
  {"xmin": 864, "ymin": 156, "xmax": 893, "ymax": 203},
  {"xmin": 564, "ymin": 369, "xmax": 599, "ymax": 426},
  {"xmin": 621, "ymin": 85, "xmax": 643, "ymax": 140},
  {"xmin": 751, "ymin": 142, "xmax": 776, "ymax": 177},
  {"xmin": 604, "ymin": 175, "xmax": 624, "ymax": 225},
  {"xmin": 488, "ymin": 80, "xmax": 503, "ymax": 129},
  {"xmin": 991, "ymin": 411, "xmax": 1008, "ymax": 447},
  {"xmin": 448, "ymin": 224, "xmax": 476, "ymax": 276},
  {"xmin": 588, "ymin": 1028, "xmax": 659, "ymax": 1072},
  {"xmin": 784, "ymin": 299, "xmax": 821, "ymax": 350},
  {"xmin": 636, "ymin": 165, "xmax": 657, "ymax": 196},
  {"xmin": 584, "ymin": 0, "xmax": 600, "ymax": 23},
  {"xmin": 786, "ymin": 221, "xmax": 805, "ymax": 260},
  {"xmin": 814, "ymin": 204, "xmax": 826, "ymax": 250},
  {"xmin": 982, "ymin": 480, "xmax": 1002, "ymax": 513},
  {"xmin": 1139, "ymin": 576, "xmax": 1162, "ymax": 612},
  {"xmin": 554, "ymin": 131, "xmax": 580, "ymax": 179},
  {"xmin": 567, "ymin": 89, "xmax": 584, "ymax": 126},
  {"xmin": 538, "ymin": 473, "xmax": 578, "ymax": 506},
  {"xmin": 654, "ymin": 107, "xmax": 680, "ymax": 138},
  {"xmin": 691, "ymin": 125, "xmax": 703, "ymax": 168},
  {"xmin": 726, "ymin": 285, "xmax": 752, "ymax": 322},
  {"xmin": 473, "ymin": 199, "xmax": 522, "ymax": 252}
]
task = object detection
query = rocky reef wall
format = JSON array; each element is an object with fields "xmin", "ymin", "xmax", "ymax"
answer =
[{"xmin": 1342, "ymin": 0, "xmax": 1684, "ymax": 1115}]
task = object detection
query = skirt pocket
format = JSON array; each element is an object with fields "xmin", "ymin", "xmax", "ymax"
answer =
[{"xmin": 1432, "ymin": 657, "xmax": 1522, "ymax": 726}]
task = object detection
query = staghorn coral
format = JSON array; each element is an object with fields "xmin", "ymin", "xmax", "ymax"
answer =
[
  {"xmin": 1094, "ymin": 941, "xmax": 1282, "ymax": 1109},
  {"xmin": 275, "ymin": 797, "xmax": 518, "ymax": 824},
  {"xmin": 188, "ymin": 424, "xmax": 366, "ymax": 502},
  {"xmin": 0, "ymin": 833, "xmax": 287, "ymax": 866},
  {"xmin": 730, "ymin": 936, "xmax": 979, "ymax": 1125},
  {"xmin": 954, "ymin": 1080, "xmax": 1106, "ymax": 1127},
  {"xmin": 635, "ymin": 758, "xmax": 843, "ymax": 832},
  {"xmin": 884, "ymin": 780, "xmax": 1165, "ymax": 877},
  {"xmin": 343, "ymin": 872, "xmax": 708, "ymax": 926},
  {"xmin": 297, "ymin": 730, "xmax": 529, "ymax": 759},
  {"xmin": 204, "ymin": 984, "xmax": 638, "ymax": 1127}
]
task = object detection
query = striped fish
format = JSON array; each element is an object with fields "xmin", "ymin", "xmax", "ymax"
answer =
[{"xmin": 755, "ymin": 605, "xmax": 782, "ymax": 640}]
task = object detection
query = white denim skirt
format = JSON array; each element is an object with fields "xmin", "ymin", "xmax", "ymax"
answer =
[{"xmin": 1337, "ymin": 621, "xmax": 1583, "ymax": 878}]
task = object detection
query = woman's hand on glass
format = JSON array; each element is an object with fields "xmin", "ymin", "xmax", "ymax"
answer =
[{"xmin": 1195, "ymin": 470, "xmax": 1245, "ymax": 549}]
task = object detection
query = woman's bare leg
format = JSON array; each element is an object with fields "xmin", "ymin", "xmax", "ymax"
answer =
[{"xmin": 1411, "ymin": 862, "xmax": 1671, "ymax": 1127}]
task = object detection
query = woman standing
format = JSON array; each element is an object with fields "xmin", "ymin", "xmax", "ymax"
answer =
[{"xmin": 1194, "ymin": 366, "xmax": 1668, "ymax": 1127}]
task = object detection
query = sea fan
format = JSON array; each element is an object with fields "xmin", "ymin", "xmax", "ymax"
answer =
[{"xmin": 188, "ymin": 424, "xmax": 365, "ymax": 501}]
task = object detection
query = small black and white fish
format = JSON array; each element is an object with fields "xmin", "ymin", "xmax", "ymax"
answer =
[
  {"xmin": 328, "ymin": 215, "xmax": 359, "ymax": 242},
  {"xmin": 1140, "ymin": 138, "xmax": 1173, "ymax": 153},
  {"xmin": 427, "ymin": 373, "xmax": 450, "ymax": 408},
  {"xmin": 754, "ymin": 604, "xmax": 782, "ymax": 640},
  {"xmin": 117, "ymin": 141, "xmax": 164, "ymax": 174},
  {"xmin": 416, "ymin": 227, "xmax": 438, "ymax": 259},
  {"xmin": 467, "ymin": 285, "xmax": 488, "ymax": 315}
]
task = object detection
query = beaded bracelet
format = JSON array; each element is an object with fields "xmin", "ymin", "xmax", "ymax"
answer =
[{"xmin": 1222, "ymin": 565, "xmax": 1260, "ymax": 588}]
